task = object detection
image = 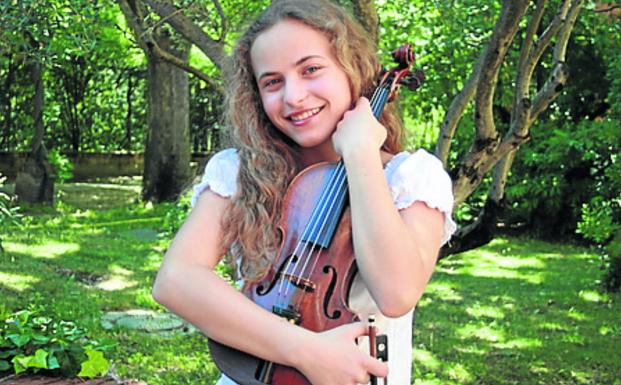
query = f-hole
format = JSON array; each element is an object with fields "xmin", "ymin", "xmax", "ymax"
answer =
[{"xmin": 322, "ymin": 265, "xmax": 341, "ymax": 320}]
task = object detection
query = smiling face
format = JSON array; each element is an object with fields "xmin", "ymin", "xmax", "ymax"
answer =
[{"xmin": 250, "ymin": 19, "xmax": 353, "ymax": 162}]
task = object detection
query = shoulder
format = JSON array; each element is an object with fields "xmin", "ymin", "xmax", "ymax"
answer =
[
  {"xmin": 191, "ymin": 148, "xmax": 239, "ymax": 207},
  {"xmin": 385, "ymin": 149, "xmax": 456, "ymax": 244}
]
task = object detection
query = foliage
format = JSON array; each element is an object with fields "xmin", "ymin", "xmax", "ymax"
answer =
[
  {"xmin": 47, "ymin": 148, "xmax": 74, "ymax": 183},
  {"xmin": 161, "ymin": 191, "xmax": 192, "ymax": 237},
  {"xmin": 505, "ymin": 118, "xmax": 620, "ymax": 239},
  {"xmin": 602, "ymin": 232, "xmax": 621, "ymax": 292},
  {"xmin": 0, "ymin": 0, "xmax": 148, "ymax": 153},
  {"xmin": 0, "ymin": 308, "xmax": 113, "ymax": 377},
  {"xmin": 577, "ymin": 197, "xmax": 620, "ymax": 244}
]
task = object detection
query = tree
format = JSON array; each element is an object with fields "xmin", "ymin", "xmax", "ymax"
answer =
[
  {"xmin": 116, "ymin": 0, "xmax": 586, "ymax": 254},
  {"xmin": 1, "ymin": 0, "xmax": 122, "ymax": 202},
  {"xmin": 117, "ymin": 0, "xmax": 196, "ymax": 202},
  {"xmin": 1, "ymin": 1, "xmax": 57, "ymax": 203}
]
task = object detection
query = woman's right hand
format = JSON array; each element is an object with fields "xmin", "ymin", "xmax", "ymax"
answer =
[{"xmin": 295, "ymin": 322, "xmax": 388, "ymax": 385}]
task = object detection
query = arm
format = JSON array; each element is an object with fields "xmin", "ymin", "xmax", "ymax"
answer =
[
  {"xmin": 333, "ymin": 98, "xmax": 447, "ymax": 318},
  {"xmin": 152, "ymin": 189, "xmax": 387, "ymax": 384}
]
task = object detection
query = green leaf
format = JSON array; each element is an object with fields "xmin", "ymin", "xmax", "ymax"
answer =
[
  {"xmin": 12, "ymin": 354, "xmax": 27, "ymax": 374},
  {"xmin": 78, "ymin": 348, "xmax": 109, "ymax": 378},
  {"xmin": 13, "ymin": 349, "xmax": 49, "ymax": 373},
  {"xmin": 0, "ymin": 359, "xmax": 10, "ymax": 371},
  {"xmin": 47, "ymin": 353, "xmax": 60, "ymax": 370},
  {"xmin": 7, "ymin": 334, "xmax": 30, "ymax": 347}
]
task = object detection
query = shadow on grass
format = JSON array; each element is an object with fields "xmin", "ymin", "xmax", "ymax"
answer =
[{"xmin": 413, "ymin": 238, "xmax": 621, "ymax": 385}]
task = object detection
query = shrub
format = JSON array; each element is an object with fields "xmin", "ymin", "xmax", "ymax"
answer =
[
  {"xmin": 48, "ymin": 148, "xmax": 74, "ymax": 183},
  {"xmin": 0, "ymin": 308, "xmax": 114, "ymax": 378}
]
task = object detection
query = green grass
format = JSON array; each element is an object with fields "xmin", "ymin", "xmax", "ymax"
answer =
[
  {"xmin": 414, "ymin": 239, "xmax": 621, "ymax": 385},
  {"xmin": 1, "ymin": 181, "xmax": 620, "ymax": 384}
]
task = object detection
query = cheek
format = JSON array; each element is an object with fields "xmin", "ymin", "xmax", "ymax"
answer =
[{"xmin": 260, "ymin": 93, "xmax": 281, "ymax": 118}]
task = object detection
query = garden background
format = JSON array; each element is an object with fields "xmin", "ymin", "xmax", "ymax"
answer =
[{"xmin": 1, "ymin": 0, "xmax": 620, "ymax": 384}]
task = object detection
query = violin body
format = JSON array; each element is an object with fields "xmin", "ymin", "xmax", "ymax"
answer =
[{"xmin": 209, "ymin": 162, "xmax": 359, "ymax": 385}]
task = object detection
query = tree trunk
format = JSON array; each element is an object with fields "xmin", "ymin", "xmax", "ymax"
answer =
[
  {"xmin": 142, "ymin": 31, "xmax": 191, "ymax": 202},
  {"xmin": 14, "ymin": 60, "xmax": 54, "ymax": 204}
]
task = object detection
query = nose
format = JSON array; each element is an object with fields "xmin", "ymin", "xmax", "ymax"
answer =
[{"xmin": 283, "ymin": 77, "xmax": 308, "ymax": 107}]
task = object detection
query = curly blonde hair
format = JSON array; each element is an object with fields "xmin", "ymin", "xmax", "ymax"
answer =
[{"xmin": 221, "ymin": 0, "xmax": 405, "ymax": 280}]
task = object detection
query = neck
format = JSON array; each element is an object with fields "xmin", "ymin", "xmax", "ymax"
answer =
[{"xmin": 299, "ymin": 142, "xmax": 340, "ymax": 168}]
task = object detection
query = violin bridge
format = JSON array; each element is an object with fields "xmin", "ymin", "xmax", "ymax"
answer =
[{"xmin": 281, "ymin": 272, "xmax": 316, "ymax": 292}]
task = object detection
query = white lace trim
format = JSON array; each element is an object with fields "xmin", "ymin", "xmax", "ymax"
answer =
[{"xmin": 191, "ymin": 148, "xmax": 456, "ymax": 244}]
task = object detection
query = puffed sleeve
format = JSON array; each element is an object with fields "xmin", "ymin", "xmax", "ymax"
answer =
[
  {"xmin": 385, "ymin": 149, "xmax": 457, "ymax": 245},
  {"xmin": 190, "ymin": 148, "xmax": 239, "ymax": 207}
]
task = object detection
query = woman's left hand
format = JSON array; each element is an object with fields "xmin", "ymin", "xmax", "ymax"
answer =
[{"xmin": 332, "ymin": 97, "xmax": 387, "ymax": 159}]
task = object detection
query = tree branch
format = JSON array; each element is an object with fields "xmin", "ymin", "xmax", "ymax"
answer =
[
  {"xmin": 116, "ymin": 0, "xmax": 150, "ymax": 52},
  {"xmin": 148, "ymin": 37, "xmax": 223, "ymax": 92},
  {"xmin": 116, "ymin": 0, "xmax": 224, "ymax": 88},
  {"xmin": 144, "ymin": 0, "xmax": 227, "ymax": 70},
  {"xmin": 435, "ymin": 51, "xmax": 484, "ymax": 165},
  {"xmin": 474, "ymin": 0, "xmax": 530, "ymax": 141},
  {"xmin": 212, "ymin": 0, "xmax": 229, "ymax": 42},
  {"xmin": 531, "ymin": 0, "xmax": 584, "ymax": 120}
]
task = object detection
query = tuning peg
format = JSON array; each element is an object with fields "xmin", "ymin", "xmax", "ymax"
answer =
[{"xmin": 401, "ymin": 69, "xmax": 425, "ymax": 91}]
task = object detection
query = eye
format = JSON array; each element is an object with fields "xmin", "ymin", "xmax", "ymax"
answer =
[
  {"xmin": 304, "ymin": 65, "xmax": 322, "ymax": 75},
  {"xmin": 262, "ymin": 78, "xmax": 281, "ymax": 89}
]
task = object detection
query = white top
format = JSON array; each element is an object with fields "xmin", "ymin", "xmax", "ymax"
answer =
[{"xmin": 191, "ymin": 148, "xmax": 456, "ymax": 385}]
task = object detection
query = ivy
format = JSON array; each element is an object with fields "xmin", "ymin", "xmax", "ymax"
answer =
[{"xmin": 0, "ymin": 308, "xmax": 114, "ymax": 378}]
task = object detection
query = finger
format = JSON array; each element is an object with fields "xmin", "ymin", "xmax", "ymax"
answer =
[
  {"xmin": 354, "ymin": 97, "xmax": 371, "ymax": 111},
  {"xmin": 356, "ymin": 372, "xmax": 371, "ymax": 384},
  {"xmin": 343, "ymin": 321, "xmax": 370, "ymax": 339},
  {"xmin": 365, "ymin": 357, "xmax": 389, "ymax": 379}
]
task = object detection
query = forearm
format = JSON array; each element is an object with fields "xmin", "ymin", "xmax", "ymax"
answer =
[
  {"xmin": 342, "ymin": 150, "xmax": 432, "ymax": 317},
  {"xmin": 153, "ymin": 262, "xmax": 313, "ymax": 368}
]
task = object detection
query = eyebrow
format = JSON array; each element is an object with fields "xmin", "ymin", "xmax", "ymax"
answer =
[{"xmin": 256, "ymin": 55, "xmax": 325, "ymax": 82}]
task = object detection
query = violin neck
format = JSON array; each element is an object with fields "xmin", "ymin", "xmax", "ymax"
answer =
[{"xmin": 299, "ymin": 85, "xmax": 392, "ymax": 249}]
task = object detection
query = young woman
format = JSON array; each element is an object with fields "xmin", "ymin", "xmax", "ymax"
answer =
[{"xmin": 152, "ymin": 1, "xmax": 456, "ymax": 384}]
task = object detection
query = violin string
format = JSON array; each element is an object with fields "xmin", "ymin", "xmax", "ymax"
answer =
[
  {"xmin": 274, "ymin": 85, "xmax": 389, "ymax": 312},
  {"xmin": 274, "ymin": 161, "xmax": 346, "ymax": 303},
  {"xmin": 294, "ymin": 163, "xmax": 348, "ymax": 282},
  {"xmin": 277, "ymin": 87, "xmax": 386, "ymax": 309},
  {"xmin": 277, "ymin": 162, "xmax": 346, "ymax": 300},
  {"xmin": 287, "ymin": 87, "xmax": 389, "ymax": 310}
]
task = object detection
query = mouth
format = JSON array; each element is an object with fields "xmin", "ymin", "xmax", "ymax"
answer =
[{"xmin": 287, "ymin": 107, "xmax": 323, "ymax": 122}]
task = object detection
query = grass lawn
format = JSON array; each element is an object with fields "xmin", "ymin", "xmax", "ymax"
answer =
[{"xmin": 1, "ymin": 180, "xmax": 620, "ymax": 384}]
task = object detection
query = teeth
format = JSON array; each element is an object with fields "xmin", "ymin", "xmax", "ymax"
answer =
[{"xmin": 290, "ymin": 108, "xmax": 320, "ymax": 121}]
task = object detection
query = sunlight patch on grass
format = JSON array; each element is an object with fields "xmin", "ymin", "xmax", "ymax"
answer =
[
  {"xmin": 529, "ymin": 360, "xmax": 550, "ymax": 375},
  {"xmin": 447, "ymin": 362, "xmax": 474, "ymax": 383},
  {"xmin": 4, "ymin": 241, "xmax": 80, "ymax": 259},
  {"xmin": 457, "ymin": 324, "xmax": 505, "ymax": 343},
  {"xmin": 95, "ymin": 265, "xmax": 136, "ymax": 291},
  {"xmin": 454, "ymin": 344, "xmax": 486, "ymax": 355},
  {"xmin": 494, "ymin": 337, "xmax": 542, "ymax": 349},
  {"xmin": 424, "ymin": 282, "xmax": 463, "ymax": 302},
  {"xmin": 578, "ymin": 289, "xmax": 608, "ymax": 303},
  {"xmin": 412, "ymin": 348, "xmax": 442, "ymax": 370},
  {"xmin": 460, "ymin": 263, "xmax": 544, "ymax": 284},
  {"xmin": 567, "ymin": 308, "xmax": 589, "ymax": 321},
  {"xmin": 0, "ymin": 271, "xmax": 39, "ymax": 291},
  {"xmin": 456, "ymin": 249, "xmax": 546, "ymax": 284},
  {"xmin": 539, "ymin": 322, "xmax": 570, "ymax": 332},
  {"xmin": 466, "ymin": 303, "xmax": 504, "ymax": 319}
]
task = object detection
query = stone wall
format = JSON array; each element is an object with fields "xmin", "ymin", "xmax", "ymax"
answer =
[{"xmin": 0, "ymin": 152, "xmax": 209, "ymax": 181}]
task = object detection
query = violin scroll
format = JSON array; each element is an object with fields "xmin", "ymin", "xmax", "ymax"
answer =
[{"xmin": 378, "ymin": 43, "xmax": 425, "ymax": 101}]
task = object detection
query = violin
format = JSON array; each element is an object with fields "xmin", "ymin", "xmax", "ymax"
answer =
[{"xmin": 208, "ymin": 44, "xmax": 424, "ymax": 385}]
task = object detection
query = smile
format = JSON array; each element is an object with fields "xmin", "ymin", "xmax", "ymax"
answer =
[{"xmin": 288, "ymin": 107, "xmax": 322, "ymax": 122}]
